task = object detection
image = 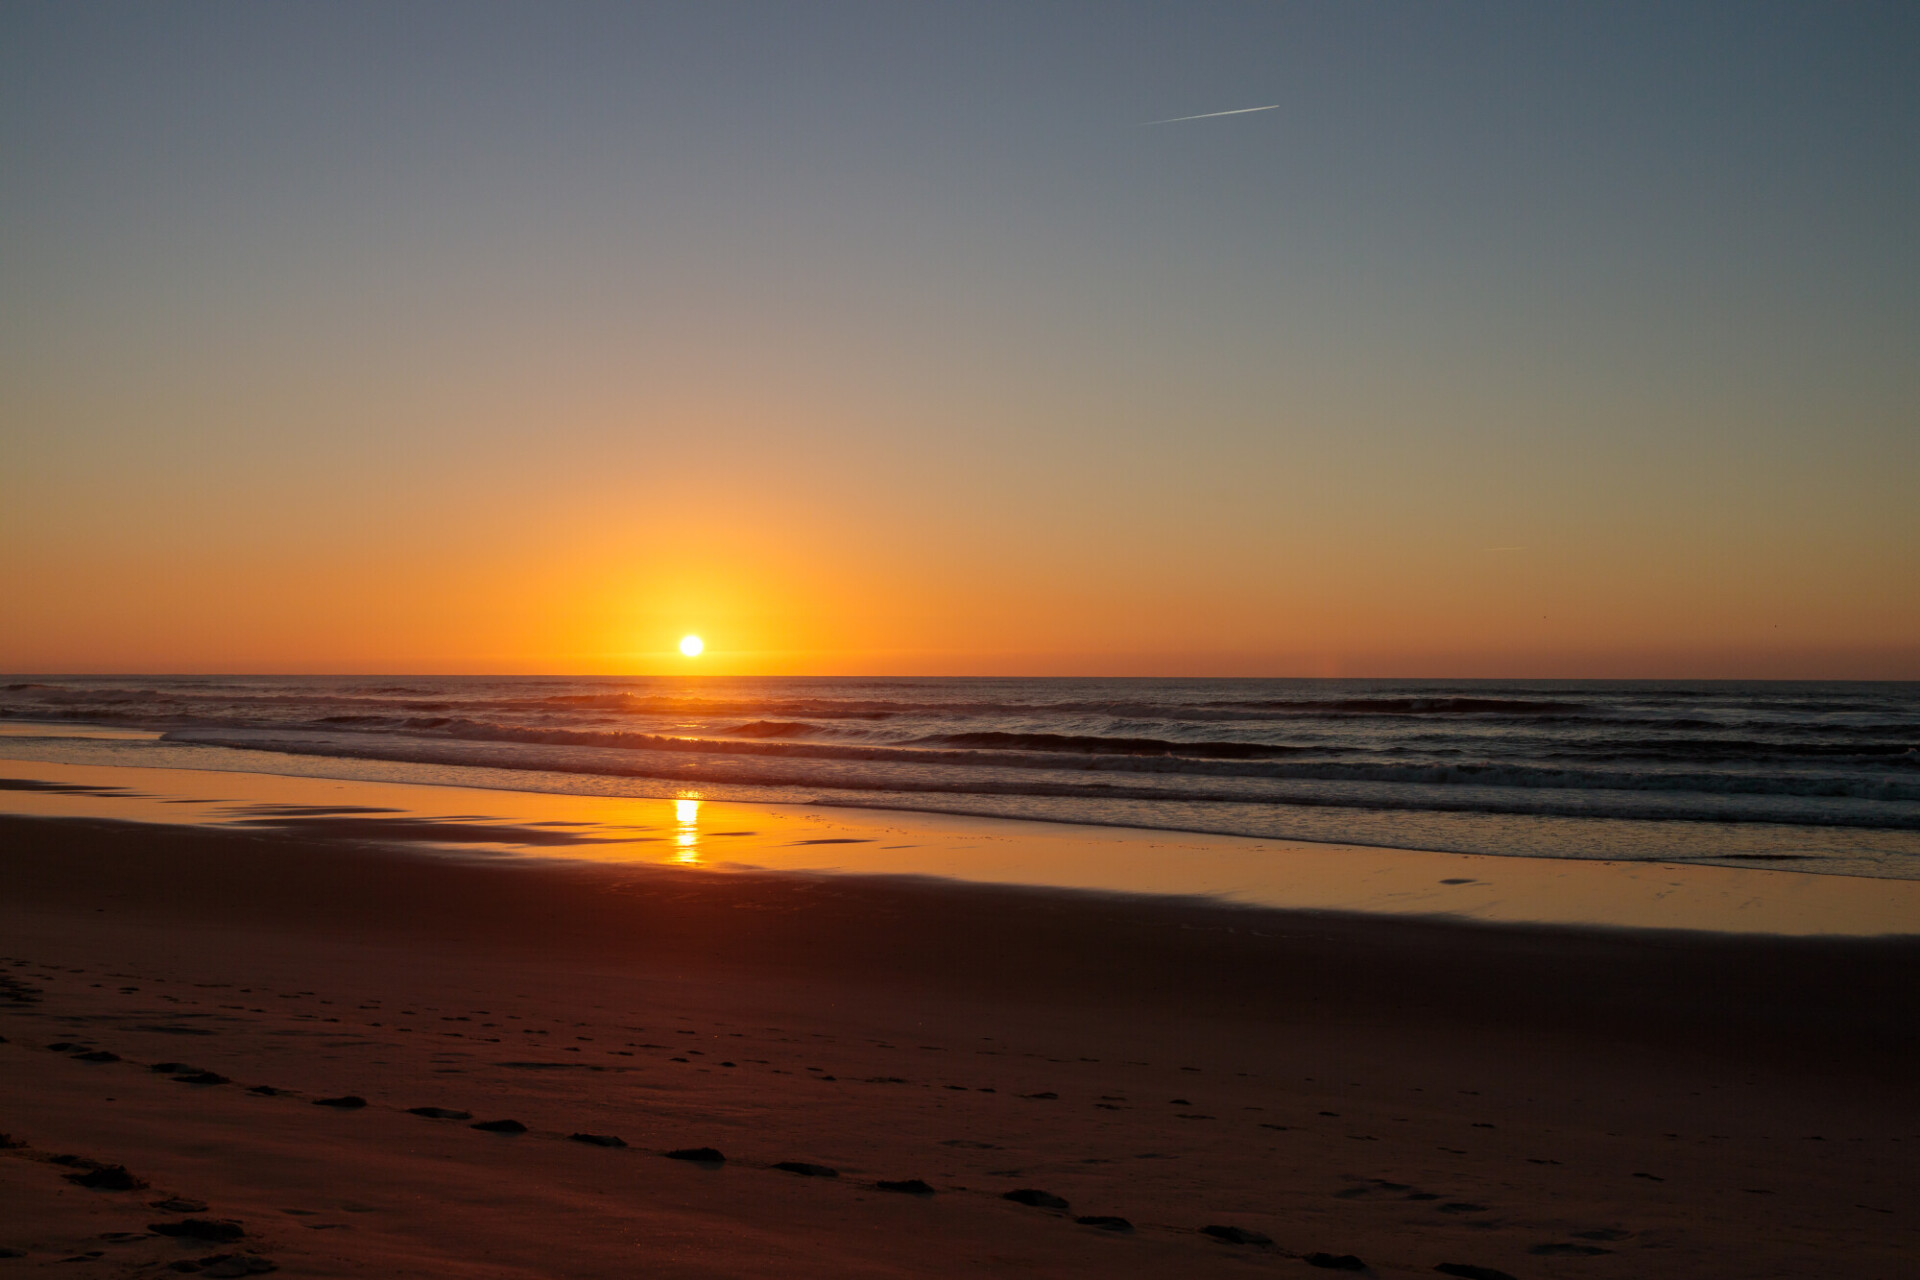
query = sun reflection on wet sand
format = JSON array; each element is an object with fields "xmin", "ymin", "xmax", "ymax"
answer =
[{"xmin": 673, "ymin": 795, "xmax": 702, "ymax": 863}]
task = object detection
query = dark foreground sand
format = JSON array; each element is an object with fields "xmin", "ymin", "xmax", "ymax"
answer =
[{"xmin": 2, "ymin": 814, "xmax": 1916, "ymax": 1278}]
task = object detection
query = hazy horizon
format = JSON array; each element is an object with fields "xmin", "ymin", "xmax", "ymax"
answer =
[
  {"xmin": 5, "ymin": 2, "xmax": 1915, "ymax": 678},
  {"xmin": 5, "ymin": 667, "xmax": 1916, "ymax": 683}
]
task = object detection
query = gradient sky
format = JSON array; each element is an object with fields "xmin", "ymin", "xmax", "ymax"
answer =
[{"xmin": 4, "ymin": 1, "xmax": 1916, "ymax": 676}]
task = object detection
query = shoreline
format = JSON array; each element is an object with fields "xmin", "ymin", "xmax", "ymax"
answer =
[
  {"xmin": 3, "ymin": 753, "xmax": 1920, "ymax": 936},
  {"xmin": 7, "ymin": 709, "xmax": 1917, "ymax": 881}
]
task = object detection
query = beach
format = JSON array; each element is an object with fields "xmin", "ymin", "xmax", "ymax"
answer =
[{"xmin": 4, "ymin": 779, "xmax": 1916, "ymax": 1277}]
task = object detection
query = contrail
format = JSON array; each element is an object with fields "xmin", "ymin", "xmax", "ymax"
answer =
[{"xmin": 1144, "ymin": 104, "xmax": 1279, "ymax": 125}]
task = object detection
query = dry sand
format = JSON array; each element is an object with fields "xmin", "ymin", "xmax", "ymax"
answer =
[{"xmin": 2, "ymin": 812, "xmax": 1916, "ymax": 1278}]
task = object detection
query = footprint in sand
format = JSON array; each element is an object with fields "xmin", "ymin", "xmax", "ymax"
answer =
[
  {"xmin": 470, "ymin": 1119, "xmax": 527, "ymax": 1134},
  {"xmin": 874, "ymin": 1179, "xmax": 934, "ymax": 1195},
  {"xmin": 1003, "ymin": 1189, "xmax": 1069, "ymax": 1210},
  {"xmin": 773, "ymin": 1162, "xmax": 837, "ymax": 1177},
  {"xmin": 407, "ymin": 1107, "xmax": 472, "ymax": 1119},
  {"xmin": 568, "ymin": 1133, "xmax": 626, "ymax": 1148},
  {"xmin": 312, "ymin": 1096, "xmax": 366, "ymax": 1109},
  {"xmin": 663, "ymin": 1147, "xmax": 724, "ymax": 1164},
  {"xmin": 148, "ymin": 1219, "xmax": 246, "ymax": 1244},
  {"xmin": 151, "ymin": 1199, "xmax": 210, "ymax": 1214},
  {"xmin": 67, "ymin": 1164, "xmax": 147, "ymax": 1191},
  {"xmin": 184, "ymin": 1254, "xmax": 277, "ymax": 1277}
]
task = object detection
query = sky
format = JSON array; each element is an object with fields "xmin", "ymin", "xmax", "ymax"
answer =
[{"xmin": 3, "ymin": 1, "xmax": 1916, "ymax": 677}]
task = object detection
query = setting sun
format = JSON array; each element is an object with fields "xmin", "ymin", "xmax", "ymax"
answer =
[{"xmin": 679, "ymin": 634, "xmax": 704, "ymax": 657}]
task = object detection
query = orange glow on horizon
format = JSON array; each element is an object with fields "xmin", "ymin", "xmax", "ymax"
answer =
[{"xmin": 3, "ymin": 496, "xmax": 1914, "ymax": 679}]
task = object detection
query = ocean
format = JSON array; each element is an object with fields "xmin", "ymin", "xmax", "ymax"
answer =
[{"xmin": 2, "ymin": 675, "xmax": 1917, "ymax": 879}]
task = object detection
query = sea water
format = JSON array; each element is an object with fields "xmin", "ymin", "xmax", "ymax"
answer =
[{"xmin": 2, "ymin": 676, "xmax": 1916, "ymax": 878}]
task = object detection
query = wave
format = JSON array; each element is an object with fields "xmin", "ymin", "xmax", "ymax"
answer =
[
  {"xmin": 157, "ymin": 728, "xmax": 1920, "ymax": 830},
  {"xmin": 1536, "ymin": 739, "xmax": 1920, "ymax": 761},
  {"xmin": 1228, "ymin": 696, "xmax": 1580, "ymax": 715},
  {"xmin": 158, "ymin": 722, "xmax": 1920, "ymax": 803},
  {"xmin": 239, "ymin": 720, "xmax": 1915, "ymax": 802},
  {"xmin": 530, "ymin": 693, "xmax": 1594, "ymax": 720},
  {"xmin": 538, "ymin": 693, "xmax": 896, "ymax": 720},
  {"xmin": 722, "ymin": 721, "xmax": 819, "ymax": 738},
  {"xmin": 917, "ymin": 731, "xmax": 1305, "ymax": 758}
]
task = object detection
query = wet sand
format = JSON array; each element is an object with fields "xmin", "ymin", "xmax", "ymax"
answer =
[
  {"xmin": 6, "ymin": 756, "xmax": 1919, "ymax": 935},
  {"xmin": 2, "ymin": 808, "xmax": 1917, "ymax": 1278}
]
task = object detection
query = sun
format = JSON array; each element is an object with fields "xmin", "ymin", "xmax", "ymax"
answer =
[{"xmin": 678, "ymin": 634, "xmax": 704, "ymax": 657}]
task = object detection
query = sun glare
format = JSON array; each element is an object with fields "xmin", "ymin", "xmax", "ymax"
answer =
[
  {"xmin": 679, "ymin": 634, "xmax": 704, "ymax": 657},
  {"xmin": 673, "ymin": 795, "xmax": 701, "ymax": 863}
]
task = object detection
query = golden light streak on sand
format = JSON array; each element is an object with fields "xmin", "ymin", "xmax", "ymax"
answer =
[{"xmin": 674, "ymin": 794, "xmax": 703, "ymax": 863}]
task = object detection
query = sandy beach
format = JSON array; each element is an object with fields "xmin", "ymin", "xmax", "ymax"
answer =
[{"xmin": 3, "ymin": 798, "xmax": 1916, "ymax": 1277}]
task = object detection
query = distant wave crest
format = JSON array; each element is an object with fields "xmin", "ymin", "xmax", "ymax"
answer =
[{"xmin": 915, "ymin": 731, "xmax": 1306, "ymax": 758}]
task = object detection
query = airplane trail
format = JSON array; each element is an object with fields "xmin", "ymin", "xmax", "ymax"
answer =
[{"xmin": 1144, "ymin": 104, "xmax": 1280, "ymax": 125}]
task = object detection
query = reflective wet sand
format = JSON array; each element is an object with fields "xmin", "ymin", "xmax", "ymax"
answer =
[{"xmin": 4, "ymin": 756, "xmax": 1915, "ymax": 936}]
